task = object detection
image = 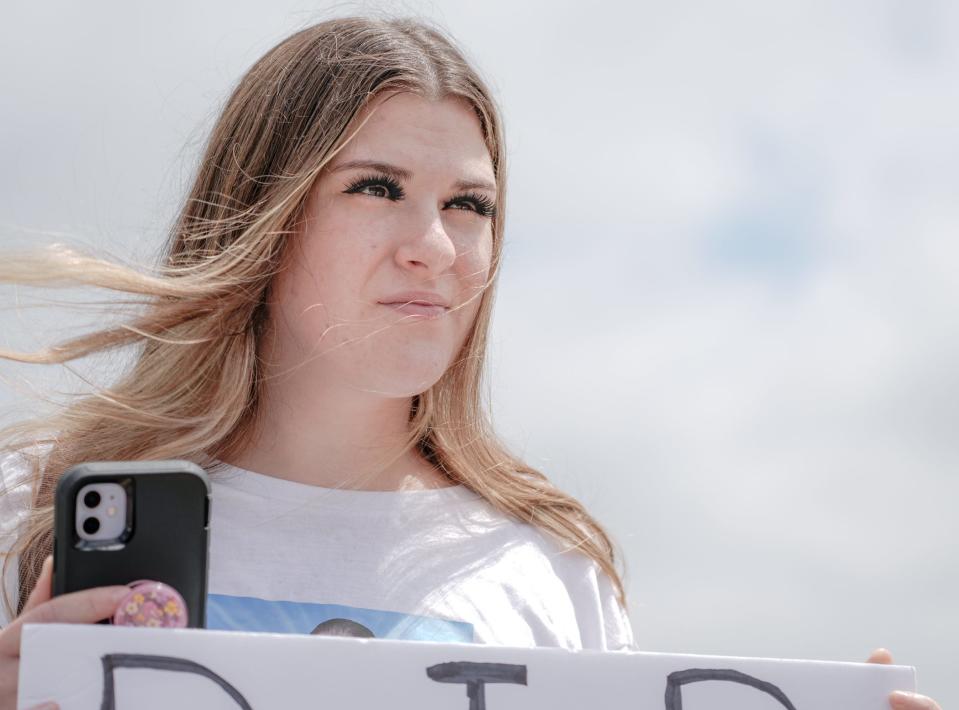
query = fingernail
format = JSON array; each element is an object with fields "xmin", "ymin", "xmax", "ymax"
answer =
[
  {"xmin": 890, "ymin": 691, "xmax": 920, "ymax": 709},
  {"xmin": 30, "ymin": 702, "xmax": 60, "ymax": 710}
]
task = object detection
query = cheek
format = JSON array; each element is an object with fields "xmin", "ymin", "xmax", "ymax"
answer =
[
  {"xmin": 268, "ymin": 251, "xmax": 364, "ymax": 354},
  {"xmin": 457, "ymin": 234, "xmax": 494, "ymax": 299},
  {"xmin": 290, "ymin": 216, "xmax": 386, "ymax": 307},
  {"xmin": 452, "ymin": 240, "xmax": 493, "ymax": 336}
]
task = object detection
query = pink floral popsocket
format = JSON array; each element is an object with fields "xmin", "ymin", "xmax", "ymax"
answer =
[{"xmin": 113, "ymin": 580, "xmax": 188, "ymax": 628}]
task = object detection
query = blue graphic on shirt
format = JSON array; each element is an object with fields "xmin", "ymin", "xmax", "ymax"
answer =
[{"xmin": 207, "ymin": 593, "xmax": 474, "ymax": 643}]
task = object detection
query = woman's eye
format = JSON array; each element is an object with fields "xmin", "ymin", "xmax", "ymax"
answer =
[
  {"xmin": 344, "ymin": 175, "xmax": 496, "ymax": 218},
  {"xmin": 344, "ymin": 174, "xmax": 405, "ymax": 201},
  {"xmin": 447, "ymin": 194, "xmax": 497, "ymax": 219},
  {"xmin": 358, "ymin": 184, "xmax": 390, "ymax": 198}
]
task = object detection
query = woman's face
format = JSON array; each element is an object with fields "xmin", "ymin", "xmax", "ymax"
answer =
[{"xmin": 266, "ymin": 92, "xmax": 496, "ymax": 397}]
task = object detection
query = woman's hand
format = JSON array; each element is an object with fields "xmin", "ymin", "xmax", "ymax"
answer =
[
  {"xmin": 0, "ymin": 555, "xmax": 130, "ymax": 710},
  {"xmin": 866, "ymin": 648, "xmax": 942, "ymax": 710}
]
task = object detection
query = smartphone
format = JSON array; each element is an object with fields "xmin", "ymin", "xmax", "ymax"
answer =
[{"xmin": 53, "ymin": 460, "xmax": 211, "ymax": 628}]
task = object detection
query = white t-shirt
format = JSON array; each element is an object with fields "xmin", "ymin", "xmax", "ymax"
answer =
[{"xmin": 0, "ymin": 453, "xmax": 634, "ymax": 651}]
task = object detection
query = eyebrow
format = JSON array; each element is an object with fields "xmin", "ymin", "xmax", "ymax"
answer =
[{"xmin": 329, "ymin": 159, "xmax": 497, "ymax": 193}]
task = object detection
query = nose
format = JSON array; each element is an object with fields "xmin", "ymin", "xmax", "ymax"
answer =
[{"xmin": 394, "ymin": 209, "xmax": 457, "ymax": 277}]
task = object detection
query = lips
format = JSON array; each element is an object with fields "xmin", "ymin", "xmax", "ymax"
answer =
[
  {"xmin": 380, "ymin": 302, "xmax": 448, "ymax": 318},
  {"xmin": 377, "ymin": 290, "xmax": 451, "ymax": 319},
  {"xmin": 378, "ymin": 291, "xmax": 451, "ymax": 309}
]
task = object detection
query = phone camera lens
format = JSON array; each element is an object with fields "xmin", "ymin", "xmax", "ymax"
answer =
[
  {"xmin": 82, "ymin": 517, "xmax": 101, "ymax": 535},
  {"xmin": 83, "ymin": 490, "xmax": 101, "ymax": 508}
]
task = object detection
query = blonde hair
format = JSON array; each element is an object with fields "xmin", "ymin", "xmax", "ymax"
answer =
[{"xmin": 0, "ymin": 15, "xmax": 627, "ymax": 618}]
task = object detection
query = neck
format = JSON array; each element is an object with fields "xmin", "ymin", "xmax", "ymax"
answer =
[{"xmin": 221, "ymin": 373, "xmax": 451, "ymax": 492}]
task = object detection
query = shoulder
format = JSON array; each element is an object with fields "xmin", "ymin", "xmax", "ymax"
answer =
[
  {"xmin": 0, "ymin": 448, "xmax": 43, "ymax": 627},
  {"xmin": 0, "ymin": 449, "xmax": 38, "ymax": 535},
  {"xmin": 0, "ymin": 445, "xmax": 45, "ymax": 546},
  {"xmin": 471, "ymin": 499, "xmax": 636, "ymax": 651},
  {"xmin": 529, "ymin": 524, "xmax": 636, "ymax": 651}
]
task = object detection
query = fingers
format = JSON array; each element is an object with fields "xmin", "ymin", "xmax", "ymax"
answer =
[
  {"xmin": 22, "ymin": 585, "xmax": 130, "ymax": 627},
  {"xmin": 867, "ymin": 651, "xmax": 940, "ymax": 710},
  {"xmin": 0, "ymin": 585, "xmax": 129, "ymax": 657},
  {"xmin": 20, "ymin": 556, "xmax": 53, "ymax": 615},
  {"xmin": 890, "ymin": 691, "xmax": 942, "ymax": 710},
  {"xmin": 866, "ymin": 647, "xmax": 894, "ymax": 664}
]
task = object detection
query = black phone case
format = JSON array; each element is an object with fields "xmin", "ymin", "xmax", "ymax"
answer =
[{"xmin": 53, "ymin": 460, "xmax": 211, "ymax": 628}]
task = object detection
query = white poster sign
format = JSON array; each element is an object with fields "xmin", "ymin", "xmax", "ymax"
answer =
[{"xmin": 18, "ymin": 623, "xmax": 914, "ymax": 710}]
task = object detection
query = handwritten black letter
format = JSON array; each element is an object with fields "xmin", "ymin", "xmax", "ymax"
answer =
[
  {"xmin": 427, "ymin": 661, "xmax": 527, "ymax": 710},
  {"xmin": 99, "ymin": 653, "xmax": 254, "ymax": 710},
  {"xmin": 664, "ymin": 668, "xmax": 798, "ymax": 710}
]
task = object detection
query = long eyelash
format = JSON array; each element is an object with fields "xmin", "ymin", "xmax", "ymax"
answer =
[
  {"xmin": 344, "ymin": 173, "xmax": 406, "ymax": 200},
  {"xmin": 451, "ymin": 191, "xmax": 497, "ymax": 219},
  {"xmin": 344, "ymin": 172, "xmax": 497, "ymax": 218}
]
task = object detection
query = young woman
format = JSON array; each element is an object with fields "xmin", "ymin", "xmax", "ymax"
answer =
[{"xmin": 0, "ymin": 15, "xmax": 939, "ymax": 710}]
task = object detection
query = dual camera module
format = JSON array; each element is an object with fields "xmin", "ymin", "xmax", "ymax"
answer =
[
  {"xmin": 76, "ymin": 482, "xmax": 128, "ymax": 543},
  {"xmin": 81, "ymin": 490, "xmax": 102, "ymax": 534}
]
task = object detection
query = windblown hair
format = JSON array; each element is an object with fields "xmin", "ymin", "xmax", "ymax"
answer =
[{"xmin": 0, "ymin": 15, "xmax": 626, "ymax": 618}]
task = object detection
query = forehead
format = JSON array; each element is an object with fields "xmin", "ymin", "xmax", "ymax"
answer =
[{"xmin": 331, "ymin": 92, "xmax": 495, "ymax": 182}]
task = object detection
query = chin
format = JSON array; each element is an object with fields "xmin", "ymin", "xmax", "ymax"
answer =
[
  {"xmin": 352, "ymin": 357, "xmax": 451, "ymax": 398},
  {"xmin": 374, "ymin": 369, "xmax": 449, "ymax": 398},
  {"xmin": 336, "ymin": 337, "xmax": 461, "ymax": 397}
]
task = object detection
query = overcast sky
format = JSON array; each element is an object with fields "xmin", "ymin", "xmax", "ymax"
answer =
[{"xmin": 1, "ymin": 0, "xmax": 956, "ymax": 704}]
